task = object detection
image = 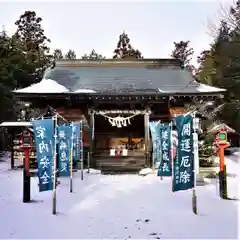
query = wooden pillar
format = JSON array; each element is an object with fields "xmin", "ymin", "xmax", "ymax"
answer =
[
  {"xmin": 89, "ymin": 111, "xmax": 95, "ymax": 168},
  {"xmin": 144, "ymin": 110, "xmax": 150, "ymax": 167}
]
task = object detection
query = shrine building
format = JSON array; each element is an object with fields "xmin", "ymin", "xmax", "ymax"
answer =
[{"xmin": 13, "ymin": 59, "xmax": 226, "ymax": 172}]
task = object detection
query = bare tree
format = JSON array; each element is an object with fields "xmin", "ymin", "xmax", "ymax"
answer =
[{"xmin": 206, "ymin": 0, "xmax": 240, "ymax": 37}]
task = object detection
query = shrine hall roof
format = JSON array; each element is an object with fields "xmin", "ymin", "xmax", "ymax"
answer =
[{"xmin": 13, "ymin": 59, "xmax": 226, "ymax": 95}]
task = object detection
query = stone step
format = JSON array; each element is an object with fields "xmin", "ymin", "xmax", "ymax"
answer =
[{"xmin": 94, "ymin": 156, "xmax": 145, "ymax": 171}]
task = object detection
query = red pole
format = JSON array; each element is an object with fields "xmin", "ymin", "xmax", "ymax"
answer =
[
  {"xmin": 219, "ymin": 146, "xmax": 225, "ymax": 172},
  {"xmin": 218, "ymin": 143, "xmax": 229, "ymax": 199},
  {"xmin": 24, "ymin": 149, "xmax": 30, "ymax": 176},
  {"xmin": 23, "ymin": 148, "xmax": 31, "ymax": 203}
]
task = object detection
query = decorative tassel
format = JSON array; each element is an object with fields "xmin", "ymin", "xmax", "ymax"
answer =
[
  {"xmin": 109, "ymin": 118, "xmax": 115, "ymax": 126},
  {"xmin": 116, "ymin": 120, "xmax": 121, "ymax": 128}
]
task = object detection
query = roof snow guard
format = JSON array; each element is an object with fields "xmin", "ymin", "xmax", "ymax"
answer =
[{"xmin": 13, "ymin": 59, "xmax": 226, "ymax": 96}]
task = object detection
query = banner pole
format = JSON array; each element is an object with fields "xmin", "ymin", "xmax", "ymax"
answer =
[
  {"xmin": 70, "ymin": 122, "xmax": 74, "ymax": 193},
  {"xmin": 170, "ymin": 121, "xmax": 173, "ymax": 187},
  {"xmin": 151, "ymin": 121, "xmax": 157, "ymax": 173},
  {"xmin": 152, "ymin": 151, "xmax": 155, "ymax": 174},
  {"xmin": 159, "ymin": 121, "xmax": 163, "ymax": 180},
  {"xmin": 192, "ymin": 113, "xmax": 197, "ymax": 215},
  {"xmin": 87, "ymin": 152, "xmax": 90, "ymax": 173},
  {"xmin": 80, "ymin": 121, "xmax": 84, "ymax": 180},
  {"xmin": 52, "ymin": 115, "xmax": 58, "ymax": 215}
]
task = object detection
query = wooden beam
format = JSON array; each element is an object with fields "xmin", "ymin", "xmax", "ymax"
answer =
[{"xmin": 90, "ymin": 109, "xmax": 151, "ymax": 115}]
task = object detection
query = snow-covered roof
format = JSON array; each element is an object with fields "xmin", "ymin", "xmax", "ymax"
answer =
[
  {"xmin": 157, "ymin": 82, "xmax": 226, "ymax": 94},
  {"xmin": 197, "ymin": 83, "xmax": 226, "ymax": 93},
  {"xmin": 13, "ymin": 79, "xmax": 69, "ymax": 94},
  {"xmin": 12, "ymin": 73, "xmax": 226, "ymax": 96},
  {"xmin": 73, "ymin": 89, "xmax": 97, "ymax": 93},
  {"xmin": 0, "ymin": 121, "xmax": 32, "ymax": 127},
  {"xmin": 208, "ymin": 123, "xmax": 236, "ymax": 133}
]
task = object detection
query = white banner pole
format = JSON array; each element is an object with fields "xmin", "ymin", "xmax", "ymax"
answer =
[
  {"xmin": 69, "ymin": 122, "xmax": 74, "ymax": 192},
  {"xmin": 192, "ymin": 113, "xmax": 198, "ymax": 215},
  {"xmin": 52, "ymin": 115, "xmax": 58, "ymax": 215}
]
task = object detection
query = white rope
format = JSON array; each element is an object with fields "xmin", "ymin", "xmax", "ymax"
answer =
[
  {"xmin": 90, "ymin": 109, "xmax": 151, "ymax": 115},
  {"xmin": 100, "ymin": 112, "xmax": 139, "ymax": 121},
  {"xmin": 99, "ymin": 112, "xmax": 141, "ymax": 128}
]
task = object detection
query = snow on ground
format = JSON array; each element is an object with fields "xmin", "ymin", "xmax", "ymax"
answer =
[
  {"xmin": 203, "ymin": 152, "xmax": 240, "ymax": 200},
  {"xmin": 225, "ymin": 154, "xmax": 240, "ymax": 200},
  {"xmin": 0, "ymin": 159, "xmax": 238, "ymax": 239},
  {"xmin": 139, "ymin": 167, "xmax": 153, "ymax": 176}
]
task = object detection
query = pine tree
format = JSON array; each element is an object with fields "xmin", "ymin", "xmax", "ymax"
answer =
[
  {"xmin": 171, "ymin": 41, "xmax": 194, "ymax": 68},
  {"xmin": 196, "ymin": 49, "xmax": 215, "ymax": 84},
  {"xmin": 65, "ymin": 49, "xmax": 76, "ymax": 60},
  {"xmin": 197, "ymin": 17, "xmax": 240, "ymax": 132},
  {"xmin": 53, "ymin": 49, "xmax": 63, "ymax": 60},
  {"xmin": 81, "ymin": 49, "xmax": 105, "ymax": 60},
  {"xmin": 113, "ymin": 31, "xmax": 143, "ymax": 59},
  {"xmin": 0, "ymin": 28, "xmax": 23, "ymax": 122},
  {"xmin": 14, "ymin": 10, "xmax": 52, "ymax": 85}
]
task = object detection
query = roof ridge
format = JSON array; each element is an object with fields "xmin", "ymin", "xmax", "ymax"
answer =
[{"xmin": 54, "ymin": 58, "xmax": 182, "ymax": 67}]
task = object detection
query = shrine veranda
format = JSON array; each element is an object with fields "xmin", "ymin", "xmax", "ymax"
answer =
[{"xmin": 11, "ymin": 59, "xmax": 225, "ymax": 171}]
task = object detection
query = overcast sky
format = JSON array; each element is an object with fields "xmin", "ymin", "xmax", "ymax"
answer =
[{"xmin": 0, "ymin": 0, "xmax": 231, "ymax": 66}]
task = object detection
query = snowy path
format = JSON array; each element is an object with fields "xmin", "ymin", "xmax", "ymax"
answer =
[{"xmin": 0, "ymin": 164, "xmax": 238, "ymax": 239}]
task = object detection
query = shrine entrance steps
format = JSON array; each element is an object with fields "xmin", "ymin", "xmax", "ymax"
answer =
[
  {"xmin": 101, "ymin": 169, "xmax": 139, "ymax": 175},
  {"xmin": 93, "ymin": 155, "xmax": 145, "ymax": 173}
]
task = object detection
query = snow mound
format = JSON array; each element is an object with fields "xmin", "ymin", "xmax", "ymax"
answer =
[
  {"xmin": 84, "ymin": 168, "xmax": 101, "ymax": 174},
  {"xmin": 139, "ymin": 168, "xmax": 153, "ymax": 176}
]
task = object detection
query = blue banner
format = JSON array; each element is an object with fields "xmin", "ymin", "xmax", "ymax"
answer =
[
  {"xmin": 173, "ymin": 114, "xmax": 194, "ymax": 192},
  {"xmin": 158, "ymin": 124, "xmax": 172, "ymax": 177},
  {"xmin": 33, "ymin": 119, "xmax": 54, "ymax": 192},
  {"xmin": 57, "ymin": 125, "xmax": 72, "ymax": 176},
  {"xmin": 149, "ymin": 122, "xmax": 161, "ymax": 168},
  {"xmin": 72, "ymin": 122, "xmax": 81, "ymax": 163}
]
